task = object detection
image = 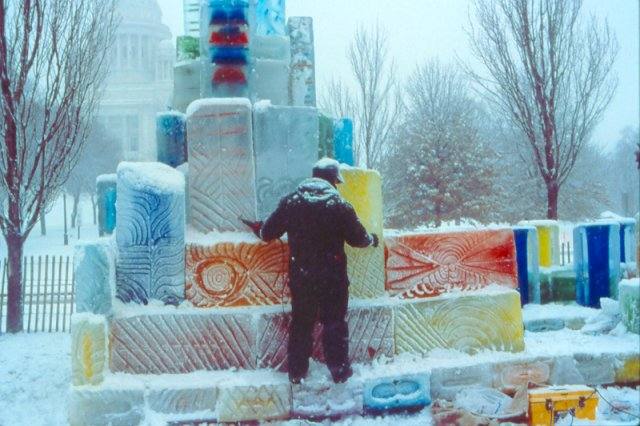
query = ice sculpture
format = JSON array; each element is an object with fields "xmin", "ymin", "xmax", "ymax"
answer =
[
  {"xmin": 174, "ymin": 59, "xmax": 201, "ymax": 113},
  {"xmin": 250, "ymin": 59, "xmax": 289, "ymax": 105},
  {"xmin": 74, "ymin": 241, "xmax": 114, "ymax": 315},
  {"xmin": 255, "ymin": 0, "xmax": 286, "ymax": 36},
  {"xmin": 513, "ymin": 226, "xmax": 540, "ymax": 304},
  {"xmin": 386, "ymin": 229, "xmax": 519, "ymax": 298},
  {"xmin": 156, "ymin": 111, "xmax": 187, "ymax": 168},
  {"xmin": 288, "ymin": 17, "xmax": 315, "ymax": 106},
  {"xmin": 217, "ymin": 382, "xmax": 291, "ymax": 422},
  {"xmin": 363, "ymin": 374, "xmax": 431, "ymax": 414},
  {"xmin": 574, "ymin": 222, "xmax": 621, "ymax": 307},
  {"xmin": 71, "ymin": 313, "xmax": 108, "ymax": 386},
  {"xmin": 318, "ymin": 113, "xmax": 335, "ymax": 159},
  {"xmin": 96, "ymin": 174, "xmax": 116, "ymax": 237},
  {"xmin": 186, "ymin": 98, "xmax": 256, "ymax": 232},
  {"xmin": 619, "ymin": 279, "xmax": 639, "ymax": 334},
  {"xmin": 520, "ymin": 220, "xmax": 560, "ymax": 267},
  {"xmin": 334, "ymin": 118, "xmax": 354, "ymax": 166},
  {"xmin": 619, "ymin": 218, "xmax": 637, "ymax": 264},
  {"xmin": 201, "ymin": 0, "xmax": 250, "ymax": 98},
  {"xmin": 253, "ymin": 101, "xmax": 318, "ymax": 218},
  {"xmin": 115, "ymin": 162, "xmax": 185, "ymax": 305}
]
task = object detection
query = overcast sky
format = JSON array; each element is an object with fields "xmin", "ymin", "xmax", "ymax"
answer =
[{"xmin": 157, "ymin": 0, "xmax": 639, "ymax": 147}]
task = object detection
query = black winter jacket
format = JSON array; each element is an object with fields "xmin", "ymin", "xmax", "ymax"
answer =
[{"xmin": 260, "ymin": 178, "xmax": 374, "ymax": 286}]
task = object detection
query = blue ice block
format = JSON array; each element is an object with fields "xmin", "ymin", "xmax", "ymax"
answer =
[
  {"xmin": 513, "ymin": 226, "xmax": 540, "ymax": 305},
  {"xmin": 574, "ymin": 222, "xmax": 621, "ymax": 308},
  {"xmin": 256, "ymin": 0, "xmax": 286, "ymax": 36},
  {"xmin": 115, "ymin": 162, "xmax": 186, "ymax": 306},
  {"xmin": 96, "ymin": 174, "xmax": 117, "ymax": 237},
  {"xmin": 333, "ymin": 118, "xmax": 354, "ymax": 166},
  {"xmin": 156, "ymin": 112, "xmax": 187, "ymax": 168},
  {"xmin": 619, "ymin": 219, "xmax": 637, "ymax": 264},
  {"xmin": 74, "ymin": 241, "xmax": 115, "ymax": 315},
  {"xmin": 363, "ymin": 374, "xmax": 431, "ymax": 414}
]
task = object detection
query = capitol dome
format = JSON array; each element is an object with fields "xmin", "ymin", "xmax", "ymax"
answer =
[{"xmin": 116, "ymin": 0, "xmax": 163, "ymax": 24}]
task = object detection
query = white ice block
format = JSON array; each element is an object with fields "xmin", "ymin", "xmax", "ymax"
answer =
[
  {"xmin": 253, "ymin": 101, "xmax": 318, "ymax": 218},
  {"xmin": 250, "ymin": 59, "xmax": 289, "ymax": 105},
  {"xmin": 288, "ymin": 17, "xmax": 316, "ymax": 107},
  {"xmin": 174, "ymin": 60, "xmax": 201, "ymax": 113},
  {"xmin": 252, "ymin": 35, "xmax": 291, "ymax": 61},
  {"xmin": 186, "ymin": 98, "xmax": 257, "ymax": 232},
  {"xmin": 74, "ymin": 241, "xmax": 115, "ymax": 315},
  {"xmin": 68, "ymin": 386, "xmax": 144, "ymax": 426}
]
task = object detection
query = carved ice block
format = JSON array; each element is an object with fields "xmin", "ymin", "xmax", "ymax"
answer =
[
  {"xmin": 109, "ymin": 312, "xmax": 257, "ymax": 374},
  {"xmin": 288, "ymin": 17, "xmax": 315, "ymax": 107},
  {"xmin": 338, "ymin": 167, "xmax": 385, "ymax": 298},
  {"xmin": 430, "ymin": 364, "xmax": 494, "ymax": 401},
  {"xmin": 619, "ymin": 218, "xmax": 637, "ymax": 264},
  {"xmin": 96, "ymin": 174, "xmax": 116, "ymax": 237},
  {"xmin": 513, "ymin": 226, "xmax": 540, "ymax": 304},
  {"xmin": 519, "ymin": 220, "xmax": 560, "ymax": 267},
  {"xmin": 217, "ymin": 382, "xmax": 291, "ymax": 422},
  {"xmin": 333, "ymin": 118, "xmax": 354, "ymax": 166},
  {"xmin": 174, "ymin": 59, "xmax": 201, "ymax": 113},
  {"xmin": 619, "ymin": 279, "xmax": 639, "ymax": 333},
  {"xmin": 255, "ymin": 0, "xmax": 286, "ymax": 36},
  {"xmin": 186, "ymin": 98, "xmax": 256, "ymax": 232},
  {"xmin": 254, "ymin": 101, "xmax": 318, "ymax": 218},
  {"xmin": 574, "ymin": 222, "xmax": 621, "ymax": 307},
  {"xmin": 385, "ymin": 229, "xmax": 519, "ymax": 298},
  {"xmin": 257, "ymin": 302, "xmax": 394, "ymax": 371},
  {"xmin": 115, "ymin": 162, "xmax": 185, "ymax": 305},
  {"xmin": 394, "ymin": 289, "xmax": 525, "ymax": 355},
  {"xmin": 75, "ymin": 241, "xmax": 115, "ymax": 315},
  {"xmin": 363, "ymin": 373, "xmax": 431, "ymax": 414},
  {"xmin": 185, "ymin": 238, "xmax": 290, "ymax": 307},
  {"xmin": 71, "ymin": 313, "xmax": 108, "ymax": 386},
  {"xmin": 156, "ymin": 111, "xmax": 187, "ymax": 168},
  {"xmin": 318, "ymin": 113, "xmax": 335, "ymax": 159},
  {"xmin": 250, "ymin": 59, "xmax": 289, "ymax": 106},
  {"xmin": 292, "ymin": 379, "xmax": 363, "ymax": 418},
  {"xmin": 68, "ymin": 386, "xmax": 145, "ymax": 426},
  {"xmin": 146, "ymin": 386, "xmax": 218, "ymax": 414}
]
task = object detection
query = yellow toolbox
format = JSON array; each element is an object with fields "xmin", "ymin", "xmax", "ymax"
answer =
[{"xmin": 528, "ymin": 385, "xmax": 598, "ymax": 426}]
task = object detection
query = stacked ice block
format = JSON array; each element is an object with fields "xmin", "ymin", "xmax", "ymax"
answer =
[
  {"xmin": 513, "ymin": 226, "xmax": 540, "ymax": 304},
  {"xmin": 96, "ymin": 174, "xmax": 117, "ymax": 237}
]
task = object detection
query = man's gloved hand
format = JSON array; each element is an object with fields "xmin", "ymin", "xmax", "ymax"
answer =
[
  {"xmin": 240, "ymin": 218, "xmax": 264, "ymax": 238},
  {"xmin": 371, "ymin": 233, "xmax": 379, "ymax": 248}
]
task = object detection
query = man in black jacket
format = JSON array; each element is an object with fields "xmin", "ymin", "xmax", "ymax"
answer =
[{"xmin": 244, "ymin": 158, "xmax": 378, "ymax": 384}]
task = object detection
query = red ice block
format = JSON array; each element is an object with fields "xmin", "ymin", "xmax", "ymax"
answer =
[
  {"xmin": 213, "ymin": 66, "xmax": 247, "ymax": 85},
  {"xmin": 385, "ymin": 229, "xmax": 518, "ymax": 298}
]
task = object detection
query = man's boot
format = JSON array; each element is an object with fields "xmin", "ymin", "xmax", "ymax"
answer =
[{"xmin": 330, "ymin": 364, "xmax": 353, "ymax": 384}]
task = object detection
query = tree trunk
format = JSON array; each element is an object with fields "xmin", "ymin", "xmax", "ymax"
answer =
[
  {"xmin": 39, "ymin": 210, "xmax": 46, "ymax": 236},
  {"xmin": 546, "ymin": 180, "xmax": 559, "ymax": 220},
  {"xmin": 6, "ymin": 230, "xmax": 24, "ymax": 333},
  {"xmin": 91, "ymin": 194, "xmax": 97, "ymax": 225},
  {"xmin": 71, "ymin": 191, "xmax": 80, "ymax": 228}
]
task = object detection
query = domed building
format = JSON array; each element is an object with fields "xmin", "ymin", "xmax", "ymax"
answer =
[{"xmin": 98, "ymin": 0, "xmax": 175, "ymax": 161}]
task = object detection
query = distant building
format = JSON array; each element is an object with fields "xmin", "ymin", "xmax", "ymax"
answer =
[
  {"xmin": 98, "ymin": 0, "xmax": 174, "ymax": 161},
  {"xmin": 184, "ymin": 0, "xmax": 201, "ymax": 37}
]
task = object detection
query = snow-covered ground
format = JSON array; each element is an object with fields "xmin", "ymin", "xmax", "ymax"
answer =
[
  {"xmin": 1, "ymin": 331, "xmax": 638, "ymax": 426},
  {"xmin": 0, "ymin": 195, "xmax": 100, "ymax": 259}
]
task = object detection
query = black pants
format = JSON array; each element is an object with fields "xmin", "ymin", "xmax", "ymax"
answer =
[{"xmin": 287, "ymin": 277, "xmax": 349, "ymax": 378}]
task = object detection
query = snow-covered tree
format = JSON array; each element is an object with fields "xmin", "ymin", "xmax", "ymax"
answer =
[
  {"xmin": 0, "ymin": 0, "xmax": 117, "ymax": 333},
  {"xmin": 604, "ymin": 127, "xmax": 640, "ymax": 217},
  {"xmin": 384, "ymin": 61, "xmax": 497, "ymax": 228},
  {"xmin": 468, "ymin": 0, "xmax": 618, "ymax": 219}
]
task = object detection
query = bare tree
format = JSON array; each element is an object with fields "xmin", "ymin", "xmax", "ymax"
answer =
[
  {"xmin": 468, "ymin": 0, "xmax": 618, "ymax": 219},
  {"xmin": 320, "ymin": 24, "xmax": 401, "ymax": 169},
  {"xmin": 0, "ymin": 0, "xmax": 117, "ymax": 332},
  {"xmin": 384, "ymin": 60, "xmax": 497, "ymax": 228}
]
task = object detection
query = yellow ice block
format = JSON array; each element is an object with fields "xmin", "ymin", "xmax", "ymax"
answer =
[
  {"xmin": 71, "ymin": 313, "xmax": 107, "ymax": 386},
  {"xmin": 521, "ymin": 220, "xmax": 560, "ymax": 267},
  {"xmin": 615, "ymin": 356, "xmax": 640, "ymax": 384},
  {"xmin": 217, "ymin": 383, "xmax": 291, "ymax": 422},
  {"xmin": 338, "ymin": 167, "xmax": 385, "ymax": 298},
  {"xmin": 338, "ymin": 167, "xmax": 383, "ymax": 235},
  {"xmin": 394, "ymin": 289, "xmax": 525, "ymax": 354}
]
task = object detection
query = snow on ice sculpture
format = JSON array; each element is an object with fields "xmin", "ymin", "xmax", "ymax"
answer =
[
  {"xmin": 257, "ymin": 302, "xmax": 394, "ymax": 371},
  {"xmin": 292, "ymin": 379, "xmax": 364, "ymax": 419},
  {"xmin": 288, "ymin": 17, "xmax": 316, "ymax": 106},
  {"xmin": 217, "ymin": 382, "xmax": 291, "ymax": 422},
  {"xmin": 333, "ymin": 118, "xmax": 354, "ymax": 166},
  {"xmin": 318, "ymin": 112, "xmax": 335, "ymax": 159},
  {"xmin": 618, "ymin": 279, "xmax": 639, "ymax": 333},
  {"xmin": 394, "ymin": 288, "xmax": 525, "ymax": 354},
  {"xmin": 363, "ymin": 373, "xmax": 431, "ymax": 415},
  {"xmin": 201, "ymin": 0, "xmax": 250, "ymax": 98},
  {"xmin": 71, "ymin": 313, "xmax": 108, "ymax": 386},
  {"xmin": 574, "ymin": 222, "xmax": 621, "ymax": 307},
  {"xmin": 519, "ymin": 220, "xmax": 560, "ymax": 267},
  {"xmin": 156, "ymin": 111, "xmax": 187, "ymax": 168},
  {"xmin": 185, "ymin": 238, "xmax": 289, "ymax": 307},
  {"xmin": 115, "ymin": 162, "xmax": 185, "ymax": 305},
  {"xmin": 254, "ymin": 101, "xmax": 319, "ymax": 218},
  {"xmin": 385, "ymin": 229, "xmax": 519, "ymax": 298},
  {"xmin": 337, "ymin": 167, "xmax": 385, "ymax": 298},
  {"xmin": 96, "ymin": 174, "xmax": 116, "ymax": 237},
  {"xmin": 109, "ymin": 311, "xmax": 257, "ymax": 374},
  {"xmin": 255, "ymin": 0, "xmax": 286, "ymax": 36},
  {"xmin": 174, "ymin": 59, "xmax": 201, "ymax": 113},
  {"xmin": 186, "ymin": 98, "xmax": 257, "ymax": 232},
  {"xmin": 74, "ymin": 241, "xmax": 114, "ymax": 315},
  {"xmin": 513, "ymin": 226, "xmax": 540, "ymax": 304}
]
